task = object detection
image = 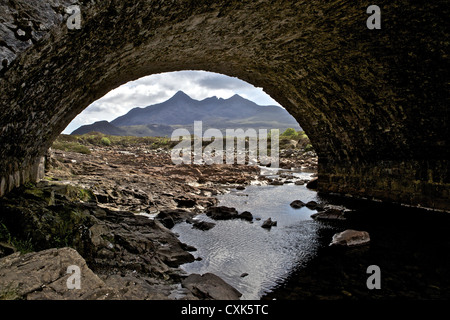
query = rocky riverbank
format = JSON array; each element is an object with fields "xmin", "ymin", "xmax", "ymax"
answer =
[{"xmin": 0, "ymin": 141, "xmax": 317, "ymax": 300}]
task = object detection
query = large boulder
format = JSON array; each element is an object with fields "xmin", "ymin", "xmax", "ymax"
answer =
[
  {"xmin": 0, "ymin": 247, "xmax": 120, "ymax": 300},
  {"xmin": 181, "ymin": 273, "xmax": 242, "ymax": 300},
  {"xmin": 329, "ymin": 229, "xmax": 370, "ymax": 247}
]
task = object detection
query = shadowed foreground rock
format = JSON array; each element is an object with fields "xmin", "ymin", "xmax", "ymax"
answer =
[
  {"xmin": 0, "ymin": 248, "xmax": 119, "ymax": 300},
  {"xmin": 330, "ymin": 230, "xmax": 370, "ymax": 247},
  {"xmin": 182, "ymin": 273, "xmax": 242, "ymax": 300}
]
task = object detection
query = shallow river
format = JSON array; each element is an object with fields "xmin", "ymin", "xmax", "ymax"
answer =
[
  {"xmin": 173, "ymin": 168, "xmax": 322, "ymax": 299},
  {"xmin": 173, "ymin": 166, "xmax": 450, "ymax": 300}
]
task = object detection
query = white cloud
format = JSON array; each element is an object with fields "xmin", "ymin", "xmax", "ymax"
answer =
[{"xmin": 63, "ymin": 71, "xmax": 282, "ymax": 134}]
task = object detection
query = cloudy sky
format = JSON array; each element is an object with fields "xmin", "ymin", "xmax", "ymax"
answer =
[{"xmin": 63, "ymin": 71, "xmax": 281, "ymax": 134}]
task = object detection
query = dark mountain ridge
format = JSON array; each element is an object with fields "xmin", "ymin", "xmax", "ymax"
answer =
[{"xmin": 72, "ymin": 91, "xmax": 301, "ymax": 137}]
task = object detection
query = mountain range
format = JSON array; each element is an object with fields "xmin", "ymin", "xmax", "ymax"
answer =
[{"xmin": 71, "ymin": 91, "xmax": 301, "ymax": 137}]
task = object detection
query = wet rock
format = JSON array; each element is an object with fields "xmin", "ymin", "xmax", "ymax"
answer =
[
  {"xmin": 240, "ymin": 273, "xmax": 249, "ymax": 278},
  {"xmin": 290, "ymin": 200, "xmax": 305, "ymax": 209},
  {"xmin": 294, "ymin": 180, "xmax": 305, "ymax": 185},
  {"xmin": 156, "ymin": 209, "xmax": 197, "ymax": 228},
  {"xmin": 206, "ymin": 206, "xmax": 239, "ymax": 220},
  {"xmin": 305, "ymin": 201, "xmax": 318, "ymax": 209},
  {"xmin": 269, "ymin": 180, "xmax": 284, "ymax": 186},
  {"xmin": 306, "ymin": 178, "xmax": 318, "ymax": 189},
  {"xmin": 236, "ymin": 186, "xmax": 246, "ymax": 190},
  {"xmin": 156, "ymin": 211, "xmax": 175, "ymax": 229},
  {"xmin": 182, "ymin": 273, "xmax": 242, "ymax": 300},
  {"xmin": 175, "ymin": 196, "xmax": 197, "ymax": 208},
  {"xmin": 261, "ymin": 218, "xmax": 277, "ymax": 229},
  {"xmin": 181, "ymin": 243, "xmax": 197, "ymax": 252},
  {"xmin": 238, "ymin": 211, "xmax": 253, "ymax": 221},
  {"xmin": 192, "ymin": 221, "xmax": 216, "ymax": 231},
  {"xmin": 311, "ymin": 206, "xmax": 347, "ymax": 221},
  {"xmin": 330, "ymin": 229, "xmax": 370, "ymax": 247}
]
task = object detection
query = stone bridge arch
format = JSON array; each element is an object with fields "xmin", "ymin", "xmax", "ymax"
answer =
[{"xmin": 0, "ymin": 1, "xmax": 448, "ymax": 210}]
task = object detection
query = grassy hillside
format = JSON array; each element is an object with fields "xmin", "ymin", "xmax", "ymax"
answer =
[{"xmin": 52, "ymin": 129, "xmax": 313, "ymax": 153}]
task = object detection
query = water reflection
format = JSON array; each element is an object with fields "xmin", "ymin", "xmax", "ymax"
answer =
[{"xmin": 172, "ymin": 172, "xmax": 322, "ymax": 299}]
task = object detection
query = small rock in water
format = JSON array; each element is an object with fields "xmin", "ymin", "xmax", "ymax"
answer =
[
  {"xmin": 261, "ymin": 217, "xmax": 277, "ymax": 229},
  {"xmin": 329, "ymin": 229, "xmax": 370, "ymax": 247},
  {"xmin": 305, "ymin": 201, "xmax": 318, "ymax": 209},
  {"xmin": 270, "ymin": 180, "xmax": 284, "ymax": 186},
  {"xmin": 240, "ymin": 273, "xmax": 249, "ymax": 278},
  {"xmin": 192, "ymin": 220, "xmax": 216, "ymax": 231},
  {"xmin": 236, "ymin": 186, "xmax": 246, "ymax": 190},
  {"xmin": 238, "ymin": 211, "xmax": 253, "ymax": 221},
  {"xmin": 290, "ymin": 200, "xmax": 305, "ymax": 209}
]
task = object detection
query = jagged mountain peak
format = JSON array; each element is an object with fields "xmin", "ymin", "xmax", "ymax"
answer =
[
  {"xmin": 72, "ymin": 91, "xmax": 301, "ymax": 136},
  {"xmin": 169, "ymin": 90, "xmax": 193, "ymax": 101}
]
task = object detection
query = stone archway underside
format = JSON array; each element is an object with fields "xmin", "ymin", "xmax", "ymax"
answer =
[{"xmin": 0, "ymin": 1, "xmax": 449, "ymax": 210}]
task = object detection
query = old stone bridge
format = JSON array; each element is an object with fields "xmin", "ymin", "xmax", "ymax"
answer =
[{"xmin": 0, "ymin": 1, "xmax": 448, "ymax": 211}]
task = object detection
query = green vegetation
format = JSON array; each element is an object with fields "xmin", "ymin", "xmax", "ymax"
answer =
[
  {"xmin": 278, "ymin": 128, "xmax": 314, "ymax": 151},
  {"xmin": 280, "ymin": 128, "xmax": 298, "ymax": 138},
  {"xmin": 0, "ymin": 284, "xmax": 22, "ymax": 300},
  {"xmin": 0, "ymin": 223, "xmax": 34, "ymax": 254},
  {"xmin": 52, "ymin": 132, "xmax": 177, "ymax": 152},
  {"xmin": 51, "ymin": 140, "xmax": 91, "ymax": 154},
  {"xmin": 100, "ymin": 137, "xmax": 111, "ymax": 146},
  {"xmin": 304, "ymin": 144, "xmax": 314, "ymax": 152},
  {"xmin": 52, "ymin": 129, "xmax": 314, "ymax": 153}
]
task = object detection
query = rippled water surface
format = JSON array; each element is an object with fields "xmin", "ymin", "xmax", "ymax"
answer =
[{"xmin": 173, "ymin": 170, "xmax": 321, "ymax": 300}]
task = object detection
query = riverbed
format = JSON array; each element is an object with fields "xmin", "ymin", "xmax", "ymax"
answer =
[
  {"xmin": 173, "ymin": 169, "xmax": 325, "ymax": 299},
  {"xmin": 173, "ymin": 167, "xmax": 450, "ymax": 300}
]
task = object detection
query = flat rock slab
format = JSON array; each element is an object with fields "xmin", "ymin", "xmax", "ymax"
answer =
[
  {"xmin": 330, "ymin": 229, "xmax": 370, "ymax": 247},
  {"xmin": 0, "ymin": 247, "xmax": 119, "ymax": 300},
  {"xmin": 311, "ymin": 207, "xmax": 347, "ymax": 221},
  {"xmin": 182, "ymin": 273, "xmax": 242, "ymax": 300}
]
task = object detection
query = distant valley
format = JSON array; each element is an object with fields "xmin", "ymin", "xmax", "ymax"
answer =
[{"xmin": 71, "ymin": 91, "xmax": 301, "ymax": 137}]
